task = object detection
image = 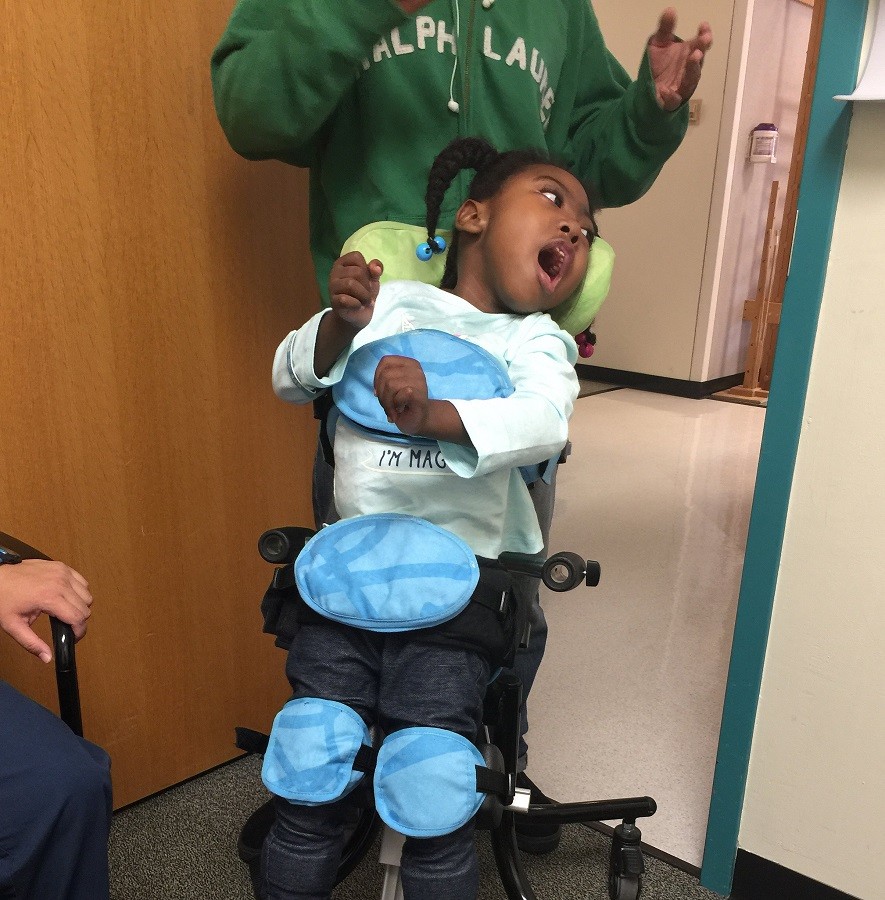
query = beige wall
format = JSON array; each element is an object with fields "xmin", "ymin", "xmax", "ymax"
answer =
[{"xmin": 739, "ymin": 100, "xmax": 885, "ymax": 897}]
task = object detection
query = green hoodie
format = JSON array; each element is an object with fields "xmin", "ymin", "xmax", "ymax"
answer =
[{"xmin": 211, "ymin": 0, "xmax": 688, "ymax": 305}]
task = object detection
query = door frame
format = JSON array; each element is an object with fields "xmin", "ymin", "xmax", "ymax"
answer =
[{"xmin": 700, "ymin": 0, "xmax": 869, "ymax": 892}]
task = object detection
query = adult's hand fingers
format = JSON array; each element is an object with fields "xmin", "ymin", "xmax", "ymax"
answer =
[
  {"xmin": 24, "ymin": 560, "xmax": 92, "ymax": 633},
  {"xmin": 650, "ymin": 7, "xmax": 678, "ymax": 46},
  {"xmin": 2, "ymin": 617, "xmax": 53, "ymax": 663},
  {"xmin": 0, "ymin": 560, "xmax": 94, "ymax": 657},
  {"xmin": 678, "ymin": 23, "xmax": 713, "ymax": 100},
  {"xmin": 687, "ymin": 21, "xmax": 714, "ymax": 55}
]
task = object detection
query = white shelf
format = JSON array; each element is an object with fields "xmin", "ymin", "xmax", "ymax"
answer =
[{"xmin": 835, "ymin": 0, "xmax": 885, "ymax": 100}]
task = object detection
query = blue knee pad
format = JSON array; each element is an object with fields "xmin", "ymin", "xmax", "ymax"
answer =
[
  {"xmin": 373, "ymin": 728, "xmax": 491, "ymax": 838},
  {"xmin": 261, "ymin": 698, "xmax": 372, "ymax": 805}
]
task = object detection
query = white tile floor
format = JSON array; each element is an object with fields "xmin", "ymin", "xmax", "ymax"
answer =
[{"xmin": 529, "ymin": 388, "xmax": 765, "ymax": 867}]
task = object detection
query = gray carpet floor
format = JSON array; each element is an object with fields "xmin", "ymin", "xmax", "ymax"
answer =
[{"xmin": 109, "ymin": 755, "xmax": 722, "ymax": 900}]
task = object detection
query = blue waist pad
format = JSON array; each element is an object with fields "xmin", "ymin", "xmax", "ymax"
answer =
[
  {"xmin": 374, "ymin": 728, "xmax": 485, "ymax": 838},
  {"xmin": 261, "ymin": 698, "xmax": 371, "ymax": 805},
  {"xmin": 333, "ymin": 329, "xmax": 514, "ymax": 444},
  {"xmin": 295, "ymin": 514, "xmax": 480, "ymax": 632}
]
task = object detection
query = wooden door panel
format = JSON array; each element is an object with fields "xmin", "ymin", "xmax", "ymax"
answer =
[{"xmin": 1, "ymin": 0, "xmax": 318, "ymax": 806}]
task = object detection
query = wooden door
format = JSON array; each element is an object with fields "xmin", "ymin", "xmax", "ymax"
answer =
[{"xmin": 0, "ymin": 0, "xmax": 318, "ymax": 806}]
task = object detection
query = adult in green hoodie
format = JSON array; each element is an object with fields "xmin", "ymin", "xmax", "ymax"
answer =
[
  {"xmin": 211, "ymin": 0, "xmax": 711, "ymax": 866},
  {"xmin": 211, "ymin": 1, "xmax": 711, "ymax": 305}
]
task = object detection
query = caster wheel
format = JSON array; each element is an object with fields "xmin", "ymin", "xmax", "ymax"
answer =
[
  {"xmin": 608, "ymin": 822, "xmax": 645, "ymax": 900},
  {"xmin": 608, "ymin": 873, "xmax": 641, "ymax": 900}
]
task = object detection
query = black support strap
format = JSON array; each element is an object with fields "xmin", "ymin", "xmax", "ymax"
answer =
[
  {"xmin": 475, "ymin": 766, "xmax": 510, "ymax": 799},
  {"xmin": 313, "ymin": 393, "xmax": 335, "ymax": 467},
  {"xmin": 235, "ymin": 727, "xmax": 270, "ymax": 755},
  {"xmin": 471, "ymin": 565, "xmax": 513, "ymax": 617},
  {"xmin": 353, "ymin": 744, "xmax": 378, "ymax": 774}
]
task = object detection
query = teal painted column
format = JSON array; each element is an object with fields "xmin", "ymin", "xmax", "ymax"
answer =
[{"xmin": 700, "ymin": 1, "xmax": 867, "ymax": 893}]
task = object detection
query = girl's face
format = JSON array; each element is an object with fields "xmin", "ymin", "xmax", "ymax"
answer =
[{"xmin": 455, "ymin": 164, "xmax": 596, "ymax": 316}]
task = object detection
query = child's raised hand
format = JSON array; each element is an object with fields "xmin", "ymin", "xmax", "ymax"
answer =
[
  {"xmin": 374, "ymin": 355, "xmax": 431, "ymax": 436},
  {"xmin": 330, "ymin": 251, "xmax": 383, "ymax": 330}
]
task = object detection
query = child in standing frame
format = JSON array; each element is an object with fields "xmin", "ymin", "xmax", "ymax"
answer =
[{"xmin": 264, "ymin": 136, "xmax": 595, "ymax": 900}]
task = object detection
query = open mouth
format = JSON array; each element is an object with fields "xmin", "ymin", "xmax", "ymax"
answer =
[{"xmin": 537, "ymin": 239, "xmax": 575, "ymax": 293}]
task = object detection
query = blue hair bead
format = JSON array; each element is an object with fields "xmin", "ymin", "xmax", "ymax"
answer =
[
  {"xmin": 416, "ymin": 242, "xmax": 433, "ymax": 261},
  {"xmin": 432, "ymin": 235, "xmax": 447, "ymax": 253}
]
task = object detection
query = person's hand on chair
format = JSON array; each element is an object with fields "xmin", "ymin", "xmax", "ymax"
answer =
[{"xmin": 0, "ymin": 560, "xmax": 93, "ymax": 663}]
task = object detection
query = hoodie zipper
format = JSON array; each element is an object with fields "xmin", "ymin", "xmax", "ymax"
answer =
[{"xmin": 462, "ymin": 0, "xmax": 477, "ymax": 123}]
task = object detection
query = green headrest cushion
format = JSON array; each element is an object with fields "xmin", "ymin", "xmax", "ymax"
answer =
[{"xmin": 340, "ymin": 221, "xmax": 614, "ymax": 336}]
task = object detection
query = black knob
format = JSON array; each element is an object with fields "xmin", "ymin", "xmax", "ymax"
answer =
[
  {"xmin": 542, "ymin": 552, "xmax": 586, "ymax": 591},
  {"xmin": 258, "ymin": 527, "xmax": 314, "ymax": 565}
]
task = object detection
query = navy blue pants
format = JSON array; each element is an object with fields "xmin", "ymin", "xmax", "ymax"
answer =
[
  {"xmin": 261, "ymin": 624, "xmax": 491, "ymax": 900},
  {"xmin": 0, "ymin": 681, "xmax": 111, "ymax": 900},
  {"xmin": 312, "ymin": 443, "xmax": 554, "ymax": 769}
]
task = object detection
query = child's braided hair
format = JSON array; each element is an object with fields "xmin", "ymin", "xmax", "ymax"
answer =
[{"xmin": 423, "ymin": 137, "xmax": 552, "ymax": 290}]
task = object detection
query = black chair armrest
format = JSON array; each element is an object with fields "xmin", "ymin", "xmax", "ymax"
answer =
[{"xmin": 0, "ymin": 531, "xmax": 84, "ymax": 737}]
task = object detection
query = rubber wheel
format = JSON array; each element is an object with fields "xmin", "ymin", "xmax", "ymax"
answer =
[{"xmin": 608, "ymin": 873, "xmax": 641, "ymax": 900}]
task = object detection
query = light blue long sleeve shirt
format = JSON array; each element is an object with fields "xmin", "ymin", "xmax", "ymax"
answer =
[{"xmin": 273, "ymin": 280, "xmax": 578, "ymax": 557}]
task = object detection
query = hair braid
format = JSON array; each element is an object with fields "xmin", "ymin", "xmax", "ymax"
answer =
[
  {"xmin": 422, "ymin": 137, "xmax": 553, "ymax": 289},
  {"xmin": 424, "ymin": 137, "xmax": 500, "ymax": 247}
]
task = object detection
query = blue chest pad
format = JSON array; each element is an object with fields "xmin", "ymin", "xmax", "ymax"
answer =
[
  {"xmin": 373, "ymin": 728, "xmax": 486, "ymax": 838},
  {"xmin": 261, "ymin": 698, "xmax": 371, "ymax": 805},
  {"xmin": 295, "ymin": 514, "xmax": 480, "ymax": 632},
  {"xmin": 332, "ymin": 330, "xmax": 514, "ymax": 444}
]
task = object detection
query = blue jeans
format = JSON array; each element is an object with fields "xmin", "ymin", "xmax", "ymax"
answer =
[
  {"xmin": 261, "ymin": 624, "xmax": 491, "ymax": 900},
  {"xmin": 312, "ymin": 442, "xmax": 552, "ymax": 768},
  {"xmin": 0, "ymin": 681, "xmax": 112, "ymax": 900}
]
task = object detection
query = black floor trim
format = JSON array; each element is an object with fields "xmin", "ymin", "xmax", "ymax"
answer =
[
  {"xmin": 730, "ymin": 849, "xmax": 859, "ymax": 899},
  {"xmin": 576, "ymin": 365, "xmax": 743, "ymax": 400}
]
